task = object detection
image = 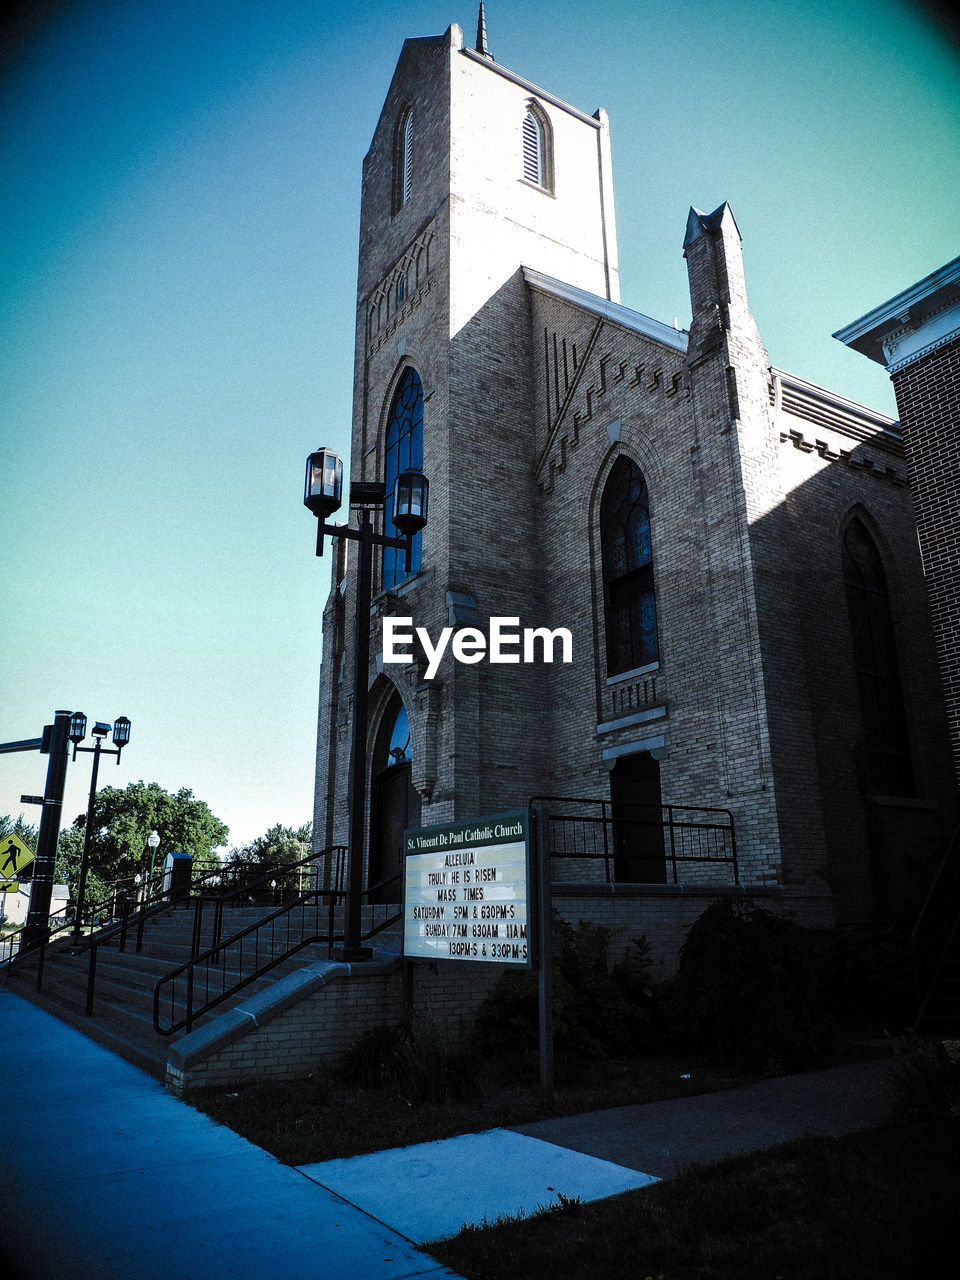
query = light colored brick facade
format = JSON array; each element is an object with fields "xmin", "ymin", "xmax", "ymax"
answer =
[{"xmin": 313, "ymin": 22, "xmax": 955, "ymax": 995}]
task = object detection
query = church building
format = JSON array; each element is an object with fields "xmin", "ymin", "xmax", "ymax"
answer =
[{"xmin": 312, "ymin": 14, "xmax": 955, "ymax": 981}]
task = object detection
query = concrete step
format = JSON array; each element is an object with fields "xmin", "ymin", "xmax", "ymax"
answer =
[{"xmin": 2, "ymin": 899, "xmax": 404, "ymax": 1082}]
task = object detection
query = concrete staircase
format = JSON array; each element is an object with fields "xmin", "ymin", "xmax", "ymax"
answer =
[{"xmin": 2, "ymin": 901, "xmax": 403, "ymax": 1081}]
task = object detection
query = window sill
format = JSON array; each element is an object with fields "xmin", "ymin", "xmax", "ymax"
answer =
[
  {"xmin": 373, "ymin": 567, "xmax": 434, "ymax": 609},
  {"xmin": 518, "ymin": 177, "xmax": 555, "ymax": 198}
]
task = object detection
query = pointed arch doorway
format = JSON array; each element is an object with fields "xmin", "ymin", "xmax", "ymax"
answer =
[{"xmin": 369, "ymin": 698, "xmax": 421, "ymax": 903}]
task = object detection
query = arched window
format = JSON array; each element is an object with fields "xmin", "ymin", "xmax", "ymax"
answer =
[
  {"xmin": 600, "ymin": 457, "xmax": 659, "ymax": 675},
  {"xmin": 522, "ymin": 103, "xmax": 551, "ymax": 189},
  {"xmin": 842, "ymin": 519, "xmax": 913, "ymax": 794},
  {"xmin": 369, "ymin": 698, "xmax": 420, "ymax": 902},
  {"xmin": 383, "ymin": 367, "xmax": 423, "ymax": 590},
  {"xmin": 393, "ymin": 106, "xmax": 413, "ymax": 213}
]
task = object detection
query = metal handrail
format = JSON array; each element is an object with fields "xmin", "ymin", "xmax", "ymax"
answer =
[
  {"xmin": 0, "ymin": 904, "xmax": 72, "ymax": 973},
  {"xmin": 153, "ymin": 864, "xmax": 401, "ymax": 1036},
  {"xmin": 531, "ymin": 794, "xmax": 738, "ymax": 885},
  {"xmin": 72, "ymin": 843, "xmax": 338, "ymax": 957},
  {"xmin": 76, "ymin": 845, "xmax": 345, "ymax": 1017}
]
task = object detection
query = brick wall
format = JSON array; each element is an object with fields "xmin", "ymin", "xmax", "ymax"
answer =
[
  {"xmin": 313, "ymin": 24, "xmax": 956, "ymax": 978},
  {"xmin": 892, "ymin": 334, "xmax": 960, "ymax": 784}
]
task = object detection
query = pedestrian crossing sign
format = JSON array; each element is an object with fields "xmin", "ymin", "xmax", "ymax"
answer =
[{"xmin": 0, "ymin": 833, "xmax": 35, "ymax": 878}]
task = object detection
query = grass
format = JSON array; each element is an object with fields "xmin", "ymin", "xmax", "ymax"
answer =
[
  {"xmin": 426, "ymin": 1116, "xmax": 960, "ymax": 1280},
  {"xmin": 187, "ymin": 1029, "xmax": 958, "ymax": 1278},
  {"xmin": 188, "ymin": 1049, "xmax": 756, "ymax": 1166}
]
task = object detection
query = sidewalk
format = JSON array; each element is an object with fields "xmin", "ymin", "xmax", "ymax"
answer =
[{"xmin": 1, "ymin": 990, "xmax": 897, "ymax": 1277}]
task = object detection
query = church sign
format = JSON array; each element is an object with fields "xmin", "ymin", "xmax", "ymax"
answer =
[{"xmin": 403, "ymin": 811, "xmax": 530, "ymax": 965}]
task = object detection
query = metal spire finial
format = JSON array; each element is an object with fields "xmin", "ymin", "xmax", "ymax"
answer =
[{"xmin": 476, "ymin": 3, "xmax": 493, "ymax": 60}]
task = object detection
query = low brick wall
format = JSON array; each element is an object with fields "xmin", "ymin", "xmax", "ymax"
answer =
[
  {"xmin": 166, "ymin": 953, "xmax": 507, "ymax": 1095},
  {"xmin": 165, "ymin": 885, "xmax": 833, "ymax": 1093},
  {"xmin": 552, "ymin": 882, "xmax": 834, "ymax": 981}
]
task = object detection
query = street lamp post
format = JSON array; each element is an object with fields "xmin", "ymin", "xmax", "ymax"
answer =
[
  {"xmin": 304, "ymin": 446, "xmax": 428, "ymax": 960},
  {"xmin": 146, "ymin": 830, "xmax": 160, "ymax": 897},
  {"xmin": 70, "ymin": 716, "xmax": 131, "ymax": 940},
  {"xmin": 21, "ymin": 709, "xmax": 72, "ymax": 951}
]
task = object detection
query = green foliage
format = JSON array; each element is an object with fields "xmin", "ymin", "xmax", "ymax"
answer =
[
  {"xmin": 52, "ymin": 825, "xmax": 108, "ymax": 919},
  {"xmin": 891, "ymin": 1039, "xmax": 960, "ymax": 1121},
  {"xmin": 67, "ymin": 780, "xmax": 229, "ymax": 889},
  {"xmin": 338, "ymin": 1012, "xmax": 480, "ymax": 1104},
  {"xmin": 672, "ymin": 898, "xmax": 829, "ymax": 1073},
  {"xmin": 474, "ymin": 915, "xmax": 658, "ymax": 1070},
  {"xmin": 224, "ymin": 821, "xmax": 311, "ymax": 871},
  {"xmin": 0, "ymin": 814, "xmax": 39, "ymax": 855}
]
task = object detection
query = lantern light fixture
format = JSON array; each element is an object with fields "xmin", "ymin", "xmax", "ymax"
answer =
[
  {"xmin": 68, "ymin": 712, "xmax": 88, "ymax": 744},
  {"xmin": 112, "ymin": 716, "xmax": 131, "ymax": 750},
  {"xmin": 303, "ymin": 447, "xmax": 344, "ymax": 519},
  {"xmin": 392, "ymin": 467, "xmax": 429, "ymax": 536}
]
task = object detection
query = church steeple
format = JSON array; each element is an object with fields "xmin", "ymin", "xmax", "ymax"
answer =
[{"xmin": 475, "ymin": 3, "xmax": 493, "ymax": 60}]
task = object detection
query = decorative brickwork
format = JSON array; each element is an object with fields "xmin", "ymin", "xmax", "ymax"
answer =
[
  {"xmin": 892, "ymin": 335, "xmax": 960, "ymax": 783},
  {"xmin": 312, "ymin": 22, "xmax": 956, "ymax": 1040}
]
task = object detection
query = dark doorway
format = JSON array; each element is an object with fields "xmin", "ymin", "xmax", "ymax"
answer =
[
  {"xmin": 369, "ymin": 700, "xmax": 421, "ymax": 903},
  {"xmin": 610, "ymin": 752, "xmax": 665, "ymax": 882}
]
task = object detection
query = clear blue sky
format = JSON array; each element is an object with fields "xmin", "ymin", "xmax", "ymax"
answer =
[{"xmin": 1, "ymin": 1, "xmax": 958, "ymax": 851}]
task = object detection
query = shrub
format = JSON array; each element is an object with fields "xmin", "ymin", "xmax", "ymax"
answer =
[
  {"xmin": 337, "ymin": 1012, "xmax": 479, "ymax": 1104},
  {"xmin": 672, "ymin": 898, "xmax": 828, "ymax": 1073},
  {"xmin": 890, "ymin": 1039, "xmax": 960, "ymax": 1120},
  {"xmin": 473, "ymin": 914, "xmax": 659, "ymax": 1069}
]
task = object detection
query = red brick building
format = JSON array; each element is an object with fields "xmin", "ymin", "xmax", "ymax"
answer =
[{"xmin": 835, "ymin": 258, "xmax": 960, "ymax": 787}]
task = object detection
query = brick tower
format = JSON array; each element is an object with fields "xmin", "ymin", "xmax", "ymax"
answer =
[{"xmin": 314, "ymin": 15, "xmax": 954, "ymax": 975}]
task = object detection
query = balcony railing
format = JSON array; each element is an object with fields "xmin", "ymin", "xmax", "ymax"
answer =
[{"xmin": 532, "ymin": 795, "xmax": 738, "ymax": 885}]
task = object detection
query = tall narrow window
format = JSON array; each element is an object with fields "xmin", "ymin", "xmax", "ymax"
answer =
[
  {"xmin": 393, "ymin": 107, "xmax": 413, "ymax": 213},
  {"xmin": 601, "ymin": 457, "xmax": 659, "ymax": 675},
  {"xmin": 522, "ymin": 108, "xmax": 545, "ymax": 186},
  {"xmin": 842, "ymin": 519, "xmax": 913, "ymax": 794},
  {"xmin": 383, "ymin": 367, "xmax": 423, "ymax": 590}
]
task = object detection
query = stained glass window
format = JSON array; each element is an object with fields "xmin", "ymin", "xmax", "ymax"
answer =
[
  {"xmin": 600, "ymin": 457, "xmax": 659, "ymax": 675},
  {"xmin": 383, "ymin": 367, "xmax": 423, "ymax": 590}
]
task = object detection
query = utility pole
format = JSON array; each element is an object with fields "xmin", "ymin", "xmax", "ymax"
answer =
[{"xmin": 23, "ymin": 709, "xmax": 72, "ymax": 950}]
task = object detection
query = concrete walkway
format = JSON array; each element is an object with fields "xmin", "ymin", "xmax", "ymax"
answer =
[{"xmin": 1, "ymin": 990, "xmax": 897, "ymax": 1278}]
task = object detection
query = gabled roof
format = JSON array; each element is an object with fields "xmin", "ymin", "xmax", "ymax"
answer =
[{"xmin": 523, "ymin": 267, "xmax": 688, "ymax": 353}]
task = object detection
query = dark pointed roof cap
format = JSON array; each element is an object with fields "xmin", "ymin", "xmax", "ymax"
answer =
[
  {"xmin": 476, "ymin": 3, "xmax": 494, "ymax": 60},
  {"xmin": 683, "ymin": 202, "xmax": 741, "ymax": 249}
]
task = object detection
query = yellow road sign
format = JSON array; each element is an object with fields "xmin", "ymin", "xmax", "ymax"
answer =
[
  {"xmin": 1, "ymin": 880, "xmax": 19, "ymax": 893},
  {"xmin": 0, "ymin": 833, "xmax": 35, "ymax": 877}
]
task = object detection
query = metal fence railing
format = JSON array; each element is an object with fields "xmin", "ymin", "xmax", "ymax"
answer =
[
  {"xmin": 532, "ymin": 795, "xmax": 738, "ymax": 886},
  {"xmin": 153, "ymin": 863, "xmax": 401, "ymax": 1036}
]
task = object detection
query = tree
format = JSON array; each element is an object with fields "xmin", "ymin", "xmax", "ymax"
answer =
[
  {"xmin": 67, "ymin": 781, "xmax": 229, "ymax": 890},
  {"xmin": 0, "ymin": 814, "xmax": 39, "ymax": 855},
  {"xmin": 223, "ymin": 822, "xmax": 313, "ymax": 896},
  {"xmin": 55, "ymin": 824, "xmax": 110, "ymax": 918},
  {"xmin": 225, "ymin": 822, "xmax": 312, "ymax": 870}
]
